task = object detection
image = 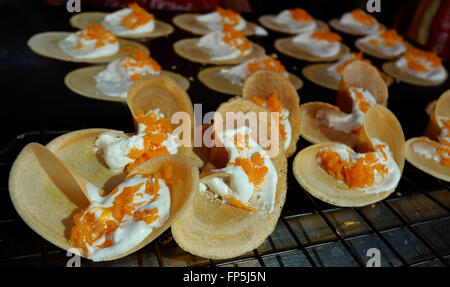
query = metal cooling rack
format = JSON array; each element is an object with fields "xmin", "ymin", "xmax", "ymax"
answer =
[{"xmin": 0, "ymin": 128, "xmax": 449, "ymax": 267}]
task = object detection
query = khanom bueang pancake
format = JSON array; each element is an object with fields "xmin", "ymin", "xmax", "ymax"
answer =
[
  {"xmin": 300, "ymin": 61, "xmax": 388, "ymax": 148},
  {"xmin": 172, "ymin": 97, "xmax": 287, "ymax": 259},
  {"xmin": 405, "ymin": 90, "xmax": 450, "ymax": 181},
  {"xmin": 293, "ymin": 104, "xmax": 405, "ymax": 207}
]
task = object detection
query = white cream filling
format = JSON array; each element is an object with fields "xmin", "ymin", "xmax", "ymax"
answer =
[
  {"xmin": 338, "ymin": 12, "xmax": 379, "ymax": 35},
  {"xmin": 95, "ymin": 57, "xmax": 160, "ymax": 98},
  {"xmin": 359, "ymin": 32, "xmax": 406, "ymax": 56},
  {"xmin": 412, "ymin": 141, "xmax": 440, "ymax": 162},
  {"xmin": 196, "ymin": 11, "xmax": 246, "ymax": 31},
  {"xmin": 326, "ymin": 53, "xmax": 356, "ymax": 80},
  {"xmin": 201, "ymin": 126, "xmax": 278, "ymax": 213},
  {"xmin": 219, "ymin": 56, "xmax": 289, "ymax": 86},
  {"xmin": 318, "ymin": 139, "xmax": 401, "ymax": 194},
  {"xmin": 94, "ymin": 109, "xmax": 179, "ymax": 172},
  {"xmin": 58, "ymin": 32, "xmax": 119, "ymax": 59},
  {"xmin": 292, "ymin": 31, "xmax": 340, "ymax": 58},
  {"xmin": 197, "ymin": 30, "xmax": 252, "ymax": 61},
  {"xmin": 395, "ymin": 57, "xmax": 447, "ymax": 81},
  {"xmin": 272, "ymin": 9, "xmax": 317, "ymax": 33},
  {"xmin": 79, "ymin": 174, "xmax": 170, "ymax": 261},
  {"xmin": 317, "ymin": 87, "xmax": 376, "ymax": 133},
  {"xmin": 281, "ymin": 109, "xmax": 292, "ymax": 150},
  {"xmin": 102, "ymin": 7, "xmax": 155, "ymax": 36}
]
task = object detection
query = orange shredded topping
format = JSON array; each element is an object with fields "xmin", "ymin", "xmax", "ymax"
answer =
[
  {"xmin": 121, "ymin": 3, "xmax": 154, "ymax": 30},
  {"xmin": 351, "ymin": 9, "xmax": 376, "ymax": 26},
  {"xmin": 122, "ymin": 50, "xmax": 162, "ymax": 82},
  {"xmin": 78, "ymin": 24, "xmax": 118, "ymax": 49},
  {"xmin": 251, "ymin": 93, "xmax": 287, "ymax": 141},
  {"xmin": 247, "ymin": 56, "xmax": 289, "ymax": 79},
  {"xmin": 379, "ymin": 29, "xmax": 403, "ymax": 47},
  {"xmin": 352, "ymin": 88, "xmax": 371, "ymax": 113},
  {"xmin": 71, "ymin": 163, "xmax": 179, "ymax": 254},
  {"xmin": 216, "ymin": 7, "xmax": 240, "ymax": 26},
  {"xmin": 319, "ymin": 148, "xmax": 388, "ymax": 189},
  {"xmin": 405, "ymin": 47, "xmax": 442, "ymax": 72},
  {"xmin": 312, "ymin": 29, "xmax": 342, "ymax": 42},
  {"xmin": 222, "ymin": 194, "xmax": 260, "ymax": 212},
  {"xmin": 125, "ymin": 110, "xmax": 172, "ymax": 173},
  {"xmin": 289, "ymin": 8, "xmax": 313, "ymax": 22},
  {"xmin": 222, "ymin": 24, "xmax": 251, "ymax": 53},
  {"xmin": 231, "ymin": 152, "xmax": 268, "ymax": 187},
  {"xmin": 369, "ymin": 39, "xmax": 379, "ymax": 46}
]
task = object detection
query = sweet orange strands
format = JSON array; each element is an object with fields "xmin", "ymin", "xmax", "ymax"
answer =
[
  {"xmin": 289, "ymin": 8, "xmax": 313, "ymax": 22},
  {"xmin": 122, "ymin": 50, "xmax": 162, "ymax": 82},
  {"xmin": 222, "ymin": 24, "xmax": 251, "ymax": 53},
  {"xmin": 405, "ymin": 47, "xmax": 442, "ymax": 72},
  {"xmin": 319, "ymin": 148, "xmax": 388, "ymax": 189},
  {"xmin": 76, "ymin": 24, "xmax": 117, "ymax": 49},
  {"xmin": 121, "ymin": 3, "xmax": 154, "ymax": 30},
  {"xmin": 312, "ymin": 29, "xmax": 342, "ymax": 42},
  {"xmin": 71, "ymin": 163, "xmax": 179, "ymax": 254},
  {"xmin": 247, "ymin": 56, "xmax": 288, "ymax": 78},
  {"xmin": 379, "ymin": 29, "xmax": 403, "ymax": 47},
  {"xmin": 351, "ymin": 9, "xmax": 376, "ymax": 26},
  {"xmin": 126, "ymin": 110, "xmax": 173, "ymax": 173},
  {"xmin": 251, "ymin": 93, "xmax": 287, "ymax": 141},
  {"xmin": 217, "ymin": 7, "xmax": 240, "ymax": 26},
  {"xmin": 231, "ymin": 152, "xmax": 268, "ymax": 187}
]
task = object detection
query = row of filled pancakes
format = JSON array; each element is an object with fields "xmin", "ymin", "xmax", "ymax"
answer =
[{"xmin": 8, "ymin": 70, "xmax": 301, "ymax": 261}]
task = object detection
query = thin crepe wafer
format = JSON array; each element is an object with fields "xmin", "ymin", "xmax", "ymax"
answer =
[
  {"xmin": 274, "ymin": 37, "xmax": 350, "ymax": 62},
  {"xmin": 172, "ymin": 97, "xmax": 287, "ymax": 259},
  {"xmin": 355, "ymin": 38, "xmax": 406, "ymax": 60},
  {"xmin": 425, "ymin": 100, "xmax": 437, "ymax": 116},
  {"xmin": 197, "ymin": 65, "xmax": 303, "ymax": 95},
  {"xmin": 242, "ymin": 69, "xmax": 301, "ymax": 157},
  {"xmin": 382, "ymin": 61, "xmax": 448, "ymax": 86},
  {"xmin": 172, "ymin": 13, "xmax": 261, "ymax": 36},
  {"xmin": 258, "ymin": 15, "xmax": 328, "ymax": 34},
  {"xmin": 405, "ymin": 90, "xmax": 450, "ymax": 181},
  {"xmin": 9, "ymin": 136, "xmax": 199, "ymax": 261},
  {"xmin": 329, "ymin": 19, "xmax": 385, "ymax": 36},
  {"xmin": 173, "ymin": 38, "xmax": 265, "ymax": 65},
  {"xmin": 64, "ymin": 65, "xmax": 190, "ymax": 103},
  {"xmin": 69, "ymin": 12, "xmax": 174, "ymax": 38},
  {"xmin": 302, "ymin": 62, "xmax": 393, "ymax": 91},
  {"xmin": 300, "ymin": 61, "xmax": 388, "ymax": 147},
  {"xmin": 27, "ymin": 32, "xmax": 149, "ymax": 63},
  {"xmin": 293, "ymin": 105, "xmax": 405, "ymax": 207}
]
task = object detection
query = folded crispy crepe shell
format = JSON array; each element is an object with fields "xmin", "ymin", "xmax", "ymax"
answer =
[
  {"xmin": 9, "ymin": 137, "xmax": 198, "ymax": 260},
  {"xmin": 64, "ymin": 65, "xmax": 189, "ymax": 103},
  {"xmin": 258, "ymin": 15, "xmax": 328, "ymax": 34},
  {"xmin": 337, "ymin": 61, "xmax": 388, "ymax": 112},
  {"xmin": 172, "ymin": 97, "xmax": 287, "ymax": 259},
  {"xmin": 126, "ymin": 74, "xmax": 203, "ymax": 167},
  {"xmin": 172, "ymin": 13, "xmax": 261, "ymax": 36},
  {"xmin": 242, "ymin": 69, "xmax": 301, "ymax": 157},
  {"xmin": 274, "ymin": 37, "xmax": 350, "ymax": 62},
  {"xmin": 197, "ymin": 65, "xmax": 303, "ymax": 95},
  {"xmin": 299, "ymin": 102, "xmax": 359, "ymax": 147},
  {"xmin": 425, "ymin": 100, "xmax": 437, "ymax": 116},
  {"xmin": 293, "ymin": 105, "xmax": 405, "ymax": 207},
  {"xmin": 173, "ymin": 38, "xmax": 265, "ymax": 65},
  {"xmin": 405, "ymin": 91, "xmax": 450, "ymax": 181},
  {"xmin": 355, "ymin": 38, "xmax": 407, "ymax": 60},
  {"xmin": 329, "ymin": 19, "xmax": 384, "ymax": 36},
  {"xmin": 27, "ymin": 32, "xmax": 149, "ymax": 63},
  {"xmin": 423, "ymin": 90, "xmax": 450, "ymax": 140},
  {"xmin": 382, "ymin": 61, "xmax": 448, "ymax": 86},
  {"xmin": 302, "ymin": 63, "xmax": 393, "ymax": 91},
  {"xmin": 69, "ymin": 12, "xmax": 174, "ymax": 38}
]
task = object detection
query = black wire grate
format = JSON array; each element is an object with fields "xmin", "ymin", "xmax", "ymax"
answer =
[{"xmin": 0, "ymin": 128, "xmax": 449, "ymax": 267}]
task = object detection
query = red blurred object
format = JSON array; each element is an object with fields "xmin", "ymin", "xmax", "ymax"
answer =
[{"xmin": 427, "ymin": 0, "xmax": 450, "ymax": 59}]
